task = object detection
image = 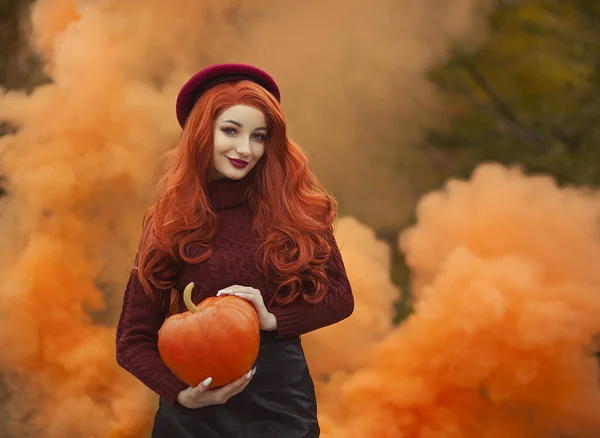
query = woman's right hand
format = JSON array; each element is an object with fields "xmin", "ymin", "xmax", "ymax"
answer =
[{"xmin": 176, "ymin": 367, "xmax": 256, "ymax": 409}]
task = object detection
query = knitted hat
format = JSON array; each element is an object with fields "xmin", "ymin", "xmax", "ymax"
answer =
[{"xmin": 175, "ymin": 63, "xmax": 281, "ymax": 128}]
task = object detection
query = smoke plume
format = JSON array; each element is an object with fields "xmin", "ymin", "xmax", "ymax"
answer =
[
  {"xmin": 302, "ymin": 216, "xmax": 400, "ymax": 420},
  {"xmin": 308, "ymin": 164, "xmax": 600, "ymax": 437},
  {"xmin": 0, "ymin": 0, "xmax": 525, "ymax": 437}
]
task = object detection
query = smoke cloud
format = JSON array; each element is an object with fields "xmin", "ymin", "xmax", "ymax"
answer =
[
  {"xmin": 301, "ymin": 216, "xmax": 400, "ymax": 422},
  {"xmin": 0, "ymin": 0, "xmax": 535, "ymax": 437},
  {"xmin": 310, "ymin": 164, "xmax": 600, "ymax": 438}
]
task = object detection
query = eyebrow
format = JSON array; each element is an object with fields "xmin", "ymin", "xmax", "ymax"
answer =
[{"xmin": 222, "ymin": 120, "xmax": 267, "ymax": 131}]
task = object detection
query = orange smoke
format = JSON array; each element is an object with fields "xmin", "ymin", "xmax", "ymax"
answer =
[
  {"xmin": 3, "ymin": 0, "xmax": 599, "ymax": 437},
  {"xmin": 302, "ymin": 216, "xmax": 400, "ymax": 423},
  {"xmin": 309, "ymin": 164, "xmax": 600, "ymax": 438}
]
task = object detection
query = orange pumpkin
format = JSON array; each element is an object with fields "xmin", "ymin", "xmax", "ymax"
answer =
[{"xmin": 157, "ymin": 282, "xmax": 260, "ymax": 389}]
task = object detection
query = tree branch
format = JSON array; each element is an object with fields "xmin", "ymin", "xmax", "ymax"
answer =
[{"xmin": 459, "ymin": 61, "xmax": 546, "ymax": 153}]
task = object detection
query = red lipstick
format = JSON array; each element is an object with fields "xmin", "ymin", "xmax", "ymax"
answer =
[{"xmin": 227, "ymin": 157, "xmax": 249, "ymax": 169}]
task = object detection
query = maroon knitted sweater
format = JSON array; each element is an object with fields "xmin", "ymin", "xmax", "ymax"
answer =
[{"xmin": 115, "ymin": 176, "xmax": 354, "ymax": 404}]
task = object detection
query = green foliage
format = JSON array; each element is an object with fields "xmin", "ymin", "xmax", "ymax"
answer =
[
  {"xmin": 390, "ymin": 0, "xmax": 600, "ymax": 324},
  {"xmin": 424, "ymin": 0, "xmax": 600, "ymax": 187},
  {"xmin": 390, "ymin": 248, "xmax": 414, "ymax": 324},
  {"xmin": 0, "ymin": 0, "xmax": 46, "ymax": 91}
]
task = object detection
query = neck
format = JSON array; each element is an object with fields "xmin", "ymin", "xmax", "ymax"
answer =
[{"xmin": 207, "ymin": 175, "xmax": 253, "ymax": 210}]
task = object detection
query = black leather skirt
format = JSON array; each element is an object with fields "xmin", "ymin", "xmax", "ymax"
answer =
[{"xmin": 151, "ymin": 332, "xmax": 320, "ymax": 438}]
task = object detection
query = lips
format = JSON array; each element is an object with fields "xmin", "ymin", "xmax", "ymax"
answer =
[{"xmin": 227, "ymin": 157, "xmax": 249, "ymax": 169}]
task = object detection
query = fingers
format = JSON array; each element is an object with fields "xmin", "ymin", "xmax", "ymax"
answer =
[
  {"xmin": 189, "ymin": 376, "xmax": 213, "ymax": 396},
  {"xmin": 209, "ymin": 367, "xmax": 257, "ymax": 404},
  {"xmin": 217, "ymin": 287, "xmax": 263, "ymax": 308},
  {"xmin": 216, "ymin": 286, "xmax": 271, "ymax": 329},
  {"xmin": 231, "ymin": 292, "xmax": 259, "ymax": 303},
  {"xmin": 183, "ymin": 368, "xmax": 256, "ymax": 408},
  {"xmin": 178, "ymin": 376, "xmax": 213, "ymax": 407},
  {"xmin": 217, "ymin": 285, "xmax": 260, "ymax": 297},
  {"xmin": 222, "ymin": 290, "xmax": 267, "ymax": 317}
]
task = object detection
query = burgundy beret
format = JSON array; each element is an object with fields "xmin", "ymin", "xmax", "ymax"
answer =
[{"xmin": 175, "ymin": 63, "xmax": 281, "ymax": 128}]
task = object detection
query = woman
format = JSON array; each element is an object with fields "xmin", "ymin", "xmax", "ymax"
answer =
[{"xmin": 115, "ymin": 63, "xmax": 354, "ymax": 438}]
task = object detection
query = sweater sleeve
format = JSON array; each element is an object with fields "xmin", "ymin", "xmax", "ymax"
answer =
[
  {"xmin": 115, "ymin": 265, "xmax": 189, "ymax": 404},
  {"xmin": 269, "ymin": 231, "xmax": 354, "ymax": 339}
]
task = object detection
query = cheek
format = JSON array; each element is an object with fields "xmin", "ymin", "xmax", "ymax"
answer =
[
  {"xmin": 254, "ymin": 144, "xmax": 266, "ymax": 159},
  {"xmin": 213, "ymin": 133, "xmax": 229, "ymax": 153}
]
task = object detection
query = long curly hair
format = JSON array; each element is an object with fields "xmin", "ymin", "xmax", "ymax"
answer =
[{"xmin": 136, "ymin": 79, "xmax": 338, "ymax": 305}]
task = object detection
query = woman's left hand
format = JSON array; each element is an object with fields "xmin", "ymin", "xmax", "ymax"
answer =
[{"xmin": 217, "ymin": 285, "xmax": 278, "ymax": 331}]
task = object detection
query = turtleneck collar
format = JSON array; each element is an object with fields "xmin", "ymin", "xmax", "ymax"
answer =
[{"xmin": 207, "ymin": 175, "xmax": 253, "ymax": 210}]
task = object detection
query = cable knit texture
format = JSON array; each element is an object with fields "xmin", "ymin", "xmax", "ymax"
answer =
[{"xmin": 115, "ymin": 176, "xmax": 354, "ymax": 404}]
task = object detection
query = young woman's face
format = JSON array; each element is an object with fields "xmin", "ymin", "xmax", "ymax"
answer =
[{"xmin": 212, "ymin": 105, "xmax": 267, "ymax": 180}]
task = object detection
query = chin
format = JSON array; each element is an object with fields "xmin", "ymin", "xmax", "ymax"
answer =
[
  {"xmin": 224, "ymin": 171, "xmax": 250, "ymax": 180},
  {"xmin": 217, "ymin": 166, "xmax": 254, "ymax": 180}
]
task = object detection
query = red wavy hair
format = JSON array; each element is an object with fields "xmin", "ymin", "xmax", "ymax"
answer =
[{"xmin": 136, "ymin": 80, "xmax": 337, "ymax": 305}]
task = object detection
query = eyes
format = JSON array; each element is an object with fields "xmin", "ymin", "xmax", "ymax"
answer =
[{"xmin": 220, "ymin": 126, "xmax": 266, "ymax": 142}]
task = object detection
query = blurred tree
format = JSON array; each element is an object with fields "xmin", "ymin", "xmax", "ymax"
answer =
[
  {"xmin": 420, "ymin": 1, "xmax": 600, "ymax": 363},
  {"xmin": 0, "ymin": 0, "xmax": 48, "ymax": 201},
  {"xmin": 0, "ymin": 0, "xmax": 46, "ymax": 91},
  {"xmin": 390, "ymin": 0, "xmax": 600, "ymax": 324},
  {"xmin": 424, "ymin": 0, "xmax": 600, "ymax": 187}
]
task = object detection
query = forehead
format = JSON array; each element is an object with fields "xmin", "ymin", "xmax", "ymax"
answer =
[{"xmin": 216, "ymin": 105, "xmax": 265, "ymax": 125}]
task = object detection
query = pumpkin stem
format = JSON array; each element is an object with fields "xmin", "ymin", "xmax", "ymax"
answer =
[{"xmin": 183, "ymin": 282, "xmax": 197, "ymax": 313}]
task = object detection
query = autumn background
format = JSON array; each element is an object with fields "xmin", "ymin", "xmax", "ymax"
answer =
[{"xmin": 1, "ymin": 0, "xmax": 599, "ymax": 437}]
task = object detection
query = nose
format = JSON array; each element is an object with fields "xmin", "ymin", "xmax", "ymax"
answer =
[{"xmin": 234, "ymin": 136, "xmax": 252, "ymax": 157}]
